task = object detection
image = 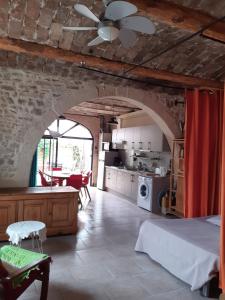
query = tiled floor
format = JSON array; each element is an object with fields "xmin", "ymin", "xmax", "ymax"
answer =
[{"xmin": 16, "ymin": 188, "xmax": 213, "ymax": 299}]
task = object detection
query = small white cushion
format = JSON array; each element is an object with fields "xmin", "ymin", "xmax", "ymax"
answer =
[{"xmin": 206, "ymin": 215, "xmax": 221, "ymax": 227}]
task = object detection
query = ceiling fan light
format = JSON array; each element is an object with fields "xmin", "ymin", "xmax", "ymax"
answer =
[{"xmin": 98, "ymin": 26, "xmax": 119, "ymax": 41}]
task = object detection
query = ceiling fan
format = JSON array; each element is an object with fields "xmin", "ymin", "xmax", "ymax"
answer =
[{"xmin": 62, "ymin": 1, "xmax": 156, "ymax": 48}]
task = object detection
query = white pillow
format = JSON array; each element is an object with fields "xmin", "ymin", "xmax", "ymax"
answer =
[{"xmin": 206, "ymin": 215, "xmax": 221, "ymax": 227}]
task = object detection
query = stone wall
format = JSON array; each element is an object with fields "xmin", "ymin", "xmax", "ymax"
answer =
[{"xmin": 0, "ymin": 65, "xmax": 184, "ymax": 187}]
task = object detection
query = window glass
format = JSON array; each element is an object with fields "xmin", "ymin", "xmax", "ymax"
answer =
[
  {"xmin": 65, "ymin": 124, "xmax": 92, "ymax": 138},
  {"xmin": 57, "ymin": 139, "xmax": 93, "ymax": 172},
  {"xmin": 37, "ymin": 119, "xmax": 93, "ymax": 186},
  {"xmin": 48, "ymin": 120, "xmax": 57, "ymax": 132},
  {"xmin": 58, "ymin": 119, "xmax": 76, "ymax": 134}
]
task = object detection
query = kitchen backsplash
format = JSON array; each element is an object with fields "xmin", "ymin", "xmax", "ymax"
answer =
[{"xmin": 118, "ymin": 149, "xmax": 171, "ymax": 171}]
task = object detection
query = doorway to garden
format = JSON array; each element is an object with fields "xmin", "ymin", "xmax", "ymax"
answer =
[{"xmin": 36, "ymin": 118, "xmax": 93, "ymax": 186}]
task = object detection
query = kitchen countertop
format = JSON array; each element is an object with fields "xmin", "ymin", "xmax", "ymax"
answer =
[{"xmin": 105, "ymin": 166, "xmax": 163, "ymax": 177}]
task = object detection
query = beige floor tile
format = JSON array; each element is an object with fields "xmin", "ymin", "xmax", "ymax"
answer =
[{"xmin": 12, "ymin": 188, "xmax": 214, "ymax": 300}]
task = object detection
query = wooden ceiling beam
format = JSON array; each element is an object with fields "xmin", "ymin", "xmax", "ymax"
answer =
[
  {"xmin": 78, "ymin": 101, "xmax": 138, "ymax": 113},
  {"xmin": 129, "ymin": 0, "xmax": 225, "ymax": 43},
  {"xmin": 91, "ymin": 98, "xmax": 138, "ymax": 108},
  {"xmin": 65, "ymin": 112, "xmax": 100, "ymax": 118},
  {"xmin": 0, "ymin": 37, "xmax": 222, "ymax": 89},
  {"xmin": 68, "ymin": 106, "xmax": 126, "ymax": 116}
]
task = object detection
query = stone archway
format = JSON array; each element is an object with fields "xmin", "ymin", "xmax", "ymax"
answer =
[{"xmin": 0, "ymin": 68, "xmax": 183, "ymax": 187}]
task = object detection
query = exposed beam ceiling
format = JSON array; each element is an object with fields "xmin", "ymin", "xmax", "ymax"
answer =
[
  {"xmin": 129, "ymin": 0, "xmax": 225, "ymax": 43},
  {"xmin": 65, "ymin": 112, "xmax": 100, "ymax": 118},
  {"xmin": 78, "ymin": 102, "xmax": 139, "ymax": 114},
  {"xmin": 90, "ymin": 98, "xmax": 138, "ymax": 109},
  {"xmin": 67, "ymin": 106, "xmax": 136, "ymax": 116},
  {"xmin": 0, "ymin": 37, "xmax": 222, "ymax": 89}
]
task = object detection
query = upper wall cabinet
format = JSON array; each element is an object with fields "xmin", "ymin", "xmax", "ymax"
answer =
[{"xmin": 112, "ymin": 125, "xmax": 170, "ymax": 152}]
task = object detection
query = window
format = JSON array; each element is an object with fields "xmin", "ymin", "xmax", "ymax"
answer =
[{"xmin": 37, "ymin": 119, "xmax": 93, "ymax": 185}]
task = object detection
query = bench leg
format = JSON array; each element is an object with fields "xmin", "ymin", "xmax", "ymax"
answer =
[{"xmin": 40, "ymin": 262, "xmax": 50, "ymax": 300}]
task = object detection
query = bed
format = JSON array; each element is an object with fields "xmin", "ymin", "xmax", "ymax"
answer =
[{"xmin": 135, "ymin": 217, "xmax": 220, "ymax": 291}]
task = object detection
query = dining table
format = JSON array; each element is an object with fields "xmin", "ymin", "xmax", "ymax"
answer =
[
  {"xmin": 43, "ymin": 170, "xmax": 73, "ymax": 186},
  {"xmin": 44, "ymin": 170, "xmax": 88, "ymax": 187}
]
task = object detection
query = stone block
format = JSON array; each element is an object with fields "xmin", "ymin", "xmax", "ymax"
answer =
[
  {"xmin": 53, "ymin": 6, "xmax": 70, "ymax": 25},
  {"xmin": 45, "ymin": 0, "xmax": 60, "ymax": 10},
  {"xmin": 26, "ymin": 0, "xmax": 41, "ymax": 20},
  {"xmin": 11, "ymin": 0, "xmax": 26, "ymax": 20},
  {"xmin": 39, "ymin": 8, "xmax": 53, "ymax": 28},
  {"xmin": 59, "ymin": 31, "xmax": 74, "ymax": 50},
  {"xmin": 8, "ymin": 19, "xmax": 23, "ymax": 39},
  {"xmin": 0, "ymin": 0, "xmax": 9, "ymax": 13},
  {"xmin": 49, "ymin": 22, "xmax": 62, "ymax": 41},
  {"xmin": 0, "ymin": 11, "xmax": 8, "ymax": 35},
  {"xmin": 24, "ymin": 16, "xmax": 37, "ymax": 29},
  {"xmin": 23, "ymin": 16, "xmax": 37, "ymax": 40},
  {"xmin": 36, "ymin": 26, "xmax": 49, "ymax": 42}
]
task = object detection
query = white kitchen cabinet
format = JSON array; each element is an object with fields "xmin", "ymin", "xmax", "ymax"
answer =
[
  {"xmin": 112, "ymin": 128, "xmax": 125, "ymax": 149},
  {"xmin": 117, "ymin": 128, "xmax": 125, "ymax": 143},
  {"xmin": 116, "ymin": 170, "xmax": 125, "ymax": 194},
  {"xmin": 105, "ymin": 168, "xmax": 117, "ymax": 190},
  {"xmin": 105, "ymin": 168, "xmax": 139, "ymax": 204},
  {"xmin": 131, "ymin": 174, "xmax": 139, "ymax": 202},
  {"xmin": 112, "ymin": 129, "xmax": 118, "ymax": 144},
  {"xmin": 112, "ymin": 124, "xmax": 169, "ymax": 152},
  {"xmin": 123, "ymin": 172, "xmax": 132, "ymax": 197},
  {"xmin": 124, "ymin": 127, "xmax": 134, "ymax": 150},
  {"xmin": 105, "ymin": 168, "xmax": 112, "ymax": 189},
  {"xmin": 148, "ymin": 125, "xmax": 164, "ymax": 152},
  {"xmin": 111, "ymin": 168, "xmax": 117, "ymax": 189},
  {"xmin": 142, "ymin": 126, "xmax": 152, "ymax": 151},
  {"xmin": 133, "ymin": 126, "xmax": 142, "ymax": 150}
]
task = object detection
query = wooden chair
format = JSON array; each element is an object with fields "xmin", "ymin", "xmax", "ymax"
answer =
[{"xmin": 0, "ymin": 256, "xmax": 51, "ymax": 300}]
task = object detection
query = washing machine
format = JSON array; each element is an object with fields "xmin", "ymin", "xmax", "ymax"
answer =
[
  {"xmin": 137, "ymin": 175, "xmax": 169, "ymax": 213},
  {"xmin": 137, "ymin": 176, "xmax": 153, "ymax": 211}
]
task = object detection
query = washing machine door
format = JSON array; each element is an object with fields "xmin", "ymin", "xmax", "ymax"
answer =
[{"xmin": 139, "ymin": 182, "xmax": 149, "ymax": 200}]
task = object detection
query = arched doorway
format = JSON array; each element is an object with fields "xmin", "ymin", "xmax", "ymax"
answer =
[
  {"xmin": 0, "ymin": 74, "xmax": 183, "ymax": 188},
  {"xmin": 36, "ymin": 118, "xmax": 93, "ymax": 186}
]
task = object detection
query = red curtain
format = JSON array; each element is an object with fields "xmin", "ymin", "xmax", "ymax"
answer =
[
  {"xmin": 184, "ymin": 89, "xmax": 223, "ymax": 218},
  {"xmin": 220, "ymin": 86, "xmax": 225, "ymax": 292}
]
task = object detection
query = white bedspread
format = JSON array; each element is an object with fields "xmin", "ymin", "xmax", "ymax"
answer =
[{"xmin": 135, "ymin": 218, "xmax": 219, "ymax": 291}]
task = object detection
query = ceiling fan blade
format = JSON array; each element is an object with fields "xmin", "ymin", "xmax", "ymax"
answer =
[
  {"xmin": 63, "ymin": 26, "xmax": 97, "ymax": 31},
  {"xmin": 105, "ymin": 1, "xmax": 137, "ymax": 21},
  {"xmin": 74, "ymin": 4, "xmax": 100, "ymax": 23},
  {"xmin": 119, "ymin": 28, "xmax": 137, "ymax": 48},
  {"xmin": 88, "ymin": 36, "xmax": 105, "ymax": 46},
  {"xmin": 120, "ymin": 16, "xmax": 156, "ymax": 34}
]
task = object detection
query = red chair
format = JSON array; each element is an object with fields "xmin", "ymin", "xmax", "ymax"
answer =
[
  {"xmin": 52, "ymin": 167, "xmax": 62, "ymax": 171},
  {"xmin": 82, "ymin": 171, "xmax": 92, "ymax": 202},
  {"xmin": 66, "ymin": 174, "xmax": 83, "ymax": 209},
  {"xmin": 50, "ymin": 167, "xmax": 63, "ymax": 185},
  {"xmin": 39, "ymin": 170, "xmax": 57, "ymax": 187}
]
